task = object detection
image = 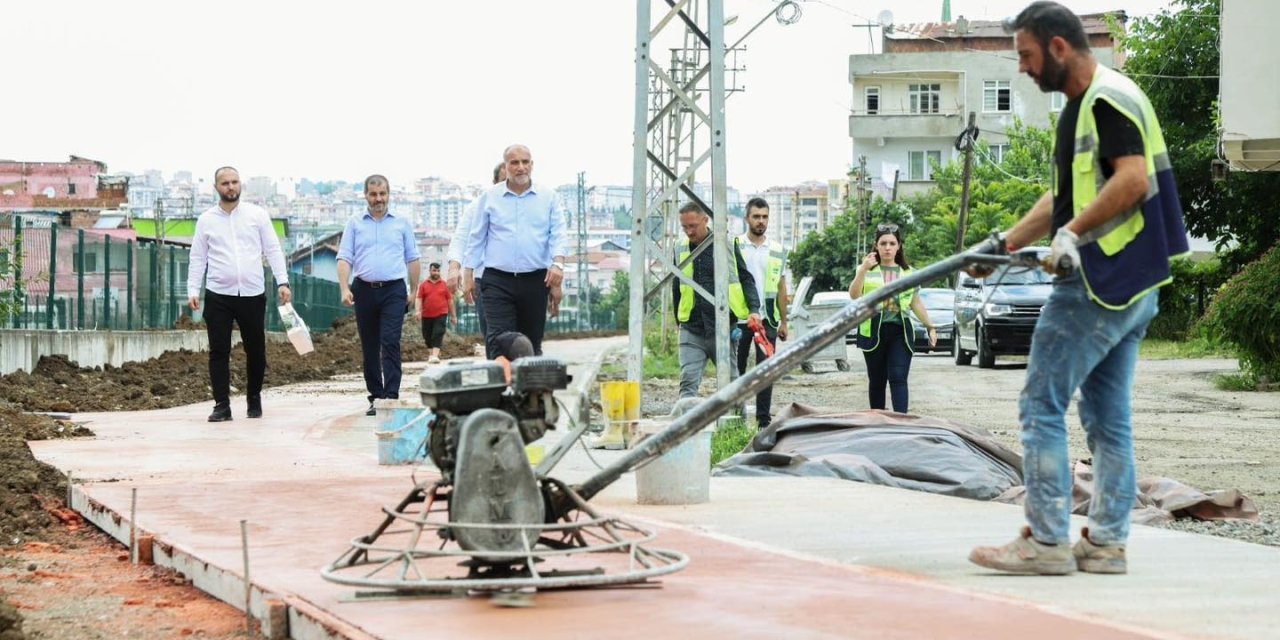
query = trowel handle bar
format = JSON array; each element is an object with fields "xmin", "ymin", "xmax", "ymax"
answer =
[{"xmin": 566, "ymin": 237, "xmax": 1010, "ymax": 512}]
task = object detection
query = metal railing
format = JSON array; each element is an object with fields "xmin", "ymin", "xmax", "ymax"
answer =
[{"xmin": 1, "ymin": 218, "xmax": 350, "ymax": 333}]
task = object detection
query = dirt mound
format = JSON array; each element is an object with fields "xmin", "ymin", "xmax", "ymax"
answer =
[
  {"xmin": 0, "ymin": 404, "xmax": 92, "ymax": 545},
  {"xmin": 0, "ymin": 314, "xmax": 477, "ymax": 414}
]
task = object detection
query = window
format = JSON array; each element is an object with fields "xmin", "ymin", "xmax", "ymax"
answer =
[
  {"xmin": 990, "ymin": 144, "xmax": 1012, "ymax": 164},
  {"xmin": 68, "ymin": 182, "xmax": 77, "ymax": 195},
  {"xmin": 75, "ymin": 253, "xmax": 98, "ymax": 273},
  {"xmin": 865, "ymin": 86, "xmax": 880, "ymax": 114},
  {"xmin": 908, "ymin": 84, "xmax": 941, "ymax": 114},
  {"xmin": 908, "ymin": 150, "xmax": 942, "ymax": 180},
  {"xmin": 983, "ymin": 80, "xmax": 1012, "ymax": 112},
  {"xmin": 1050, "ymin": 92, "xmax": 1066, "ymax": 112}
]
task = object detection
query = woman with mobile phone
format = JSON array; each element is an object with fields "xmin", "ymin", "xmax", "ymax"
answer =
[{"xmin": 847, "ymin": 223, "xmax": 937, "ymax": 413}]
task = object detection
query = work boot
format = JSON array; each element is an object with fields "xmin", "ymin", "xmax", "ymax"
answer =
[
  {"xmin": 1073, "ymin": 527, "xmax": 1127, "ymax": 574},
  {"xmin": 968, "ymin": 526, "xmax": 1075, "ymax": 575},
  {"xmin": 246, "ymin": 396, "xmax": 263, "ymax": 419},
  {"xmin": 589, "ymin": 422, "xmax": 627, "ymax": 450},
  {"xmin": 208, "ymin": 403, "xmax": 232, "ymax": 423}
]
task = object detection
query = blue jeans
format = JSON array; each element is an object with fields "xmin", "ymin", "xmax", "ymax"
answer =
[{"xmin": 1020, "ymin": 275, "xmax": 1158, "ymax": 546}]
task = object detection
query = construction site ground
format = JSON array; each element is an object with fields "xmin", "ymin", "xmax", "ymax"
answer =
[{"xmin": 3, "ymin": 335, "xmax": 1279, "ymax": 639}]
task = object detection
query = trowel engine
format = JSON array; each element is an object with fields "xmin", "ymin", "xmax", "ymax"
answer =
[{"xmin": 418, "ymin": 357, "xmax": 571, "ymax": 558}]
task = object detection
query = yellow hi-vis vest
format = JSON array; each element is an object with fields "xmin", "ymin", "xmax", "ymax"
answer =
[
  {"xmin": 676, "ymin": 237, "xmax": 750, "ymax": 322},
  {"xmin": 740, "ymin": 236, "xmax": 788, "ymax": 327},
  {"xmin": 1063, "ymin": 64, "xmax": 1190, "ymax": 310},
  {"xmin": 856, "ymin": 266, "xmax": 917, "ymax": 353}
]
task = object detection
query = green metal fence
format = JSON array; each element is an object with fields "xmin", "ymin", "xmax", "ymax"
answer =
[
  {"xmin": 1, "ymin": 217, "xmax": 350, "ymax": 333},
  {"xmin": 3, "ymin": 217, "xmax": 618, "ymax": 337}
]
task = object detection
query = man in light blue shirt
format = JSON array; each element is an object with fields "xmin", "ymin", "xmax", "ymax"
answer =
[
  {"xmin": 337, "ymin": 174, "xmax": 421, "ymax": 416},
  {"xmin": 462, "ymin": 144, "xmax": 566, "ymax": 356}
]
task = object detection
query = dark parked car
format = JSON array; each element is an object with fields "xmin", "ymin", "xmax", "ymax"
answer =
[
  {"xmin": 908, "ymin": 288, "xmax": 955, "ymax": 354},
  {"xmin": 953, "ymin": 250, "xmax": 1053, "ymax": 368}
]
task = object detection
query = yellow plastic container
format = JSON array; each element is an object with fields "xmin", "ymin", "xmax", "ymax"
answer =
[{"xmin": 601, "ymin": 380, "xmax": 640, "ymax": 426}]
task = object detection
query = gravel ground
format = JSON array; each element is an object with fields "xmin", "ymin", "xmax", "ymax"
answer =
[{"xmin": 616, "ymin": 345, "xmax": 1280, "ymax": 548}]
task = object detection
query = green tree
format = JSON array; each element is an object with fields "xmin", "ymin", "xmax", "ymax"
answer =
[
  {"xmin": 790, "ymin": 119, "xmax": 1054, "ymax": 294},
  {"xmin": 592, "ymin": 271, "xmax": 631, "ymax": 330},
  {"xmin": 1122, "ymin": 0, "xmax": 1280, "ymax": 267},
  {"xmin": 0, "ymin": 236, "xmax": 24, "ymax": 326}
]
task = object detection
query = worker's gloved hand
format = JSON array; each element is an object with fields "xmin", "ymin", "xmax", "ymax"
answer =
[
  {"xmin": 1049, "ymin": 227, "xmax": 1081, "ymax": 275},
  {"xmin": 963, "ymin": 231, "xmax": 1006, "ymax": 278},
  {"xmin": 731, "ymin": 326, "xmax": 743, "ymax": 344}
]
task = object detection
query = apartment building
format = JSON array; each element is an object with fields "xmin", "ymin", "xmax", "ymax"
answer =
[{"xmin": 848, "ymin": 13, "xmax": 1124, "ymax": 198}]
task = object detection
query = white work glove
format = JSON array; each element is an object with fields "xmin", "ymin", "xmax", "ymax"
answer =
[{"xmin": 1049, "ymin": 227, "xmax": 1081, "ymax": 275}]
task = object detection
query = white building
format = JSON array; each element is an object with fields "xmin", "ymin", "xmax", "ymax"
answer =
[{"xmin": 848, "ymin": 13, "xmax": 1124, "ymax": 198}]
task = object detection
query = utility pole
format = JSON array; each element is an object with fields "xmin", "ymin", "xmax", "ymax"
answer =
[
  {"xmin": 576, "ymin": 171, "xmax": 588, "ymax": 330},
  {"xmin": 860, "ymin": 154, "xmax": 870, "ymax": 252},
  {"xmin": 954, "ymin": 111, "xmax": 978, "ymax": 255}
]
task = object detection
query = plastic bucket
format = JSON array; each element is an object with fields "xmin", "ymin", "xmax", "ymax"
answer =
[
  {"xmin": 601, "ymin": 380, "xmax": 640, "ymax": 426},
  {"xmin": 373, "ymin": 401, "xmax": 432, "ymax": 465},
  {"xmin": 635, "ymin": 427, "xmax": 713, "ymax": 505}
]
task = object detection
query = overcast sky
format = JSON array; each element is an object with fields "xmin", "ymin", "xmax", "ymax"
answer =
[{"xmin": 7, "ymin": 0, "xmax": 1173, "ymax": 192}]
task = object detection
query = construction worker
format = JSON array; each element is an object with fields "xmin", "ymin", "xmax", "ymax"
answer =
[
  {"xmin": 590, "ymin": 201, "xmax": 761, "ymax": 450},
  {"xmin": 673, "ymin": 202, "xmax": 761, "ymax": 399},
  {"xmin": 969, "ymin": 1, "xmax": 1188, "ymax": 576},
  {"xmin": 736, "ymin": 197, "xmax": 789, "ymax": 430}
]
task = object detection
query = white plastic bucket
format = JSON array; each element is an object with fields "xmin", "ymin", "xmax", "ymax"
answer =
[{"xmin": 635, "ymin": 427, "xmax": 713, "ymax": 505}]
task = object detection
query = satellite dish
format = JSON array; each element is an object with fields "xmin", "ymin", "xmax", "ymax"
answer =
[
  {"xmin": 877, "ymin": 9, "xmax": 894, "ymax": 27},
  {"xmin": 42, "ymin": 186, "xmax": 56, "ymax": 198}
]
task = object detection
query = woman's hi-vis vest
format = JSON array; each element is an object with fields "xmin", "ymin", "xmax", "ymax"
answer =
[
  {"xmin": 855, "ymin": 266, "xmax": 917, "ymax": 353},
  {"xmin": 676, "ymin": 238, "xmax": 750, "ymax": 322},
  {"xmin": 1063, "ymin": 65, "xmax": 1190, "ymax": 310}
]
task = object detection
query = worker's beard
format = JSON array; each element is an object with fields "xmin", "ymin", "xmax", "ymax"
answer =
[{"xmin": 1037, "ymin": 54, "xmax": 1069, "ymax": 93}]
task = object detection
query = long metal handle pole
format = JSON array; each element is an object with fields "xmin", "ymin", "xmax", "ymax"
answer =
[{"xmin": 572, "ymin": 238, "xmax": 1005, "ymax": 505}]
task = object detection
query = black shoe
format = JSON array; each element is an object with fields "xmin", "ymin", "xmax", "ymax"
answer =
[
  {"xmin": 247, "ymin": 396, "xmax": 263, "ymax": 419},
  {"xmin": 208, "ymin": 404, "xmax": 232, "ymax": 422},
  {"xmin": 366, "ymin": 402, "xmax": 377, "ymax": 417}
]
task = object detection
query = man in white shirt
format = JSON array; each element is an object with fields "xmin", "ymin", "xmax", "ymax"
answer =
[
  {"xmin": 736, "ymin": 197, "xmax": 789, "ymax": 430},
  {"xmin": 188, "ymin": 166, "xmax": 291, "ymax": 422}
]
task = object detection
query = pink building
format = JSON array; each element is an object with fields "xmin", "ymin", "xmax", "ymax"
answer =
[{"xmin": 0, "ymin": 155, "xmax": 128, "ymax": 212}]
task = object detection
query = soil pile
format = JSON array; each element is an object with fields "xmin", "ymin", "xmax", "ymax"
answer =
[
  {"xmin": 0, "ymin": 314, "xmax": 477, "ymax": 413},
  {"xmin": 0, "ymin": 405, "xmax": 92, "ymax": 546}
]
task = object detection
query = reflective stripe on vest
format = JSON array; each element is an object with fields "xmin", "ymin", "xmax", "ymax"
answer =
[
  {"xmin": 676, "ymin": 237, "xmax": 750, "ymax": 322},
  {"xmin": 762, "ymin": 241, "xmax": 787, "ymax": 325},
  {"xmin": 1066, "ymin": 65, "xmax": 1190, "ymax": 310},
  {"xmin": 857, "ymin": 266, "xmax": 916, "ymax": 352}
]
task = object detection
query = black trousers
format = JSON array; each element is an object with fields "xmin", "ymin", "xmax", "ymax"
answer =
[
  {"xmin": 203, "ymin": 290, "xmax": 267, "ymax": 407},
  {"xmin": 736, "ymin": 323, "xmax": 778, "ymax": 426},
  {"xmin": 420, "ymin": 314, "xmax": 447, "ymax": 348},
  {"xmin": 862, "ymin": 321, "xmax": 913, "ymax": 413},
  {"xmin": 353, "ymin": 279, "xmax": 407, "ymax": 402},
  {"xmin": 480, "ymin": 268, "xmax": 548, "ymax": 358}
]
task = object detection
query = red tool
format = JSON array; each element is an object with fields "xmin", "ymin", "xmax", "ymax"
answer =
[{"xmin": 747, "ymin": 316, "xmax": 774, "ymax": 357}]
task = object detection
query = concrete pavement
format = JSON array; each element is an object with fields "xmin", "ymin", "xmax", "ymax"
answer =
[{"xmin": 28, "ymin": 336, "xmax": 1279, "ymax": 639}]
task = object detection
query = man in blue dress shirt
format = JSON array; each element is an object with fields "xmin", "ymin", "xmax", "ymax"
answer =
[
  {"xmin": 337, "ymin": 175, "xmax": 421, "ymax": 416},
  {"xmin": 461, "ymin": 144, "xmax": 566, "ymax": 357}
]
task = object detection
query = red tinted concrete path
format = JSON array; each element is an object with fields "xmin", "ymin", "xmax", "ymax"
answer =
[
  {"xmin": 70, "ymin": 476, "xmax": 1159, "ymax": 640},
  {"xmin": 28, "ymin": 341, "xmax": 1181, "ymax": 639}
]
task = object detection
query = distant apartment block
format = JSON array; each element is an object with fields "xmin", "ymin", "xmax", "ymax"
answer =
[
  {"xmin": 755, "ymin": 183, "xmax": 831, "ymax": 252},
  {"xmin": 848, "ymin": 13, "xmax": 1124, "ymax": 198}
]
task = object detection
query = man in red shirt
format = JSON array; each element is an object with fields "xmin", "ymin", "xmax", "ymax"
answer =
[{"xmin": 414, "ymin": 262, "xmax": 455, "ymax": 364}]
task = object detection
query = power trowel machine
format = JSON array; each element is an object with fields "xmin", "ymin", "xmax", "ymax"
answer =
[{"xmin": 321, "ymin": 236, "xmax": 1046, "ymax": 597}]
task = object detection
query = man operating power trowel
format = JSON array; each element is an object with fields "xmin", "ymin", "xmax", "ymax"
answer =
[{"xmin": 968, "ymin": 1, "xmax": 1189, "ymax": 576}]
